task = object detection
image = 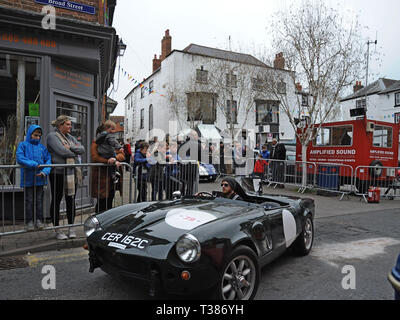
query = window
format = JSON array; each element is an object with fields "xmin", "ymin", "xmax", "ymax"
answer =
[
  {"xmin": 186, "ymin": 92, "xmax": 216, "ymax": 124},
  {"xmin": 226, "ymin": 100, "xmax": 238, "ymax": 124},
  {"xmin": 277, "ymin": 82, "xmax": 286, "ymax": 95},
  {"xmin": 256, "ymin": 101, "xmax": 279, "ymax": 125},
  {"xmin": 356, "ymin": 99, "xmax": 366, "ymax": 108},
  {"xmin": 252, "ymin": 78, "xmax": 263, "ymax": 91},
  {"xmin": 314, "ymin": 125, "xmax": 353, "ymax": 146},
  {"xmin": 395, "ymin": 92, "xmax": 400, "ymax": 107},
  {"xmin": 196, "ymin": 68, "xmax": 208, "ymax": 83},
  {"xmin": 301, "ymin": 94, "xmax": 309, "ymax": 106},
  {"xmin": 373, "ymin": 125, "xmax": 392, "ymax": 148},
  {"xmin": 149, "ymin": 105, "xmax": 153, "ymax": 131},
  {"xmin": 149, "ymin": 81, "xmax": 154, "ymax": 94},
  {"xmin": 140, "ymin": 109, "xmax": 144, "ymax": 129},
  {"xmin": 141, "ymin": 87, "xmax": 145, "ymax": 99},
  {"xmin": 226, "ymin": 73, "xmax": 237, "ymax": 88},
  {"xmin": 395, "ymin": 112, "xmax": 400, "ymax": 124}
]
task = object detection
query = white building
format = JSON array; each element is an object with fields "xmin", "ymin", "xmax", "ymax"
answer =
[
  {"xmin": 124, "ymin": 30, "xmax": 301, "ymax": 147},
  {"xmin": 340, "ymin": 78, "xmax": 400, "ymax": 123}
]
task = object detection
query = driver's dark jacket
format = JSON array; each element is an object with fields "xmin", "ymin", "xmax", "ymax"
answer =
[{"xmin": 225, "ymin": 193, "xmax": 242, "ymax": 201}]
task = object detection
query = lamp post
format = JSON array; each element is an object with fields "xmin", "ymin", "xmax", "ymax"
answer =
[{"xmin": 117, "ymin": 38, "xmax": 127, "ymax": 57}]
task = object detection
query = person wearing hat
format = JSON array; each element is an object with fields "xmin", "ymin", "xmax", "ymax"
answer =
[
  {"xmin": 270, "ymin": 138, "xmax": 286, "ymax": 188},
  {"xmin": 220, "ymin": 177, "xmax": 243, "ymax": 200}
]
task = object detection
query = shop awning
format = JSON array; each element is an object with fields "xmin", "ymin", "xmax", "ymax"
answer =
[{"xmin": 197, "ymin": 124, "xmax": 222, "ymax": 141}]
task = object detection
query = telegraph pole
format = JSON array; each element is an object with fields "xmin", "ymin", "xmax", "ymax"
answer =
[{"xmin": 365, "ymin": 37, "xmax": 377, "ymax": 112}]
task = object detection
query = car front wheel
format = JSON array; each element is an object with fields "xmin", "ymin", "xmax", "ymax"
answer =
[
  {"xmin": 216, "ymin": 246, "xmax": 260, "ymax": 300},
  {"xmin": 292, "ymin": 215, "xmax": 314, "ymax": 256}
]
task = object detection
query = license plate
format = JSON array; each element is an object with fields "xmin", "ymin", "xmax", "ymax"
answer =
[{"xmin": 100, "ymin": 232, "xmax": 151, "ymax": 250}]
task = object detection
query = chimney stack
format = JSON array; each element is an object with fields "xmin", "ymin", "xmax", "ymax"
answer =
[
  {"xmin": 160, "ymin": 29, "xmax": 172, "ymax": 61},
  {"xmin": 274, "ymin": 52, "xmax": 285, "ymax": 70},
  {"xmin": 353, "ymin": 81, "xmax": 364, "ymax": 93},
  {"xmin": 153, "ymin": 54, "xmax": 161, "ymax": 72}
]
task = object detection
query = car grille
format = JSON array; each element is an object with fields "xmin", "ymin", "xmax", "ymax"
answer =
[{"xmin": 95, "ymin": 246, "xmax": 149, "ymax": 277}]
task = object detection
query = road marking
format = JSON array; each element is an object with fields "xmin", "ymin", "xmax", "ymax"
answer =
[
  {"xmin": 25, "ymin": 248, "xmax": 88, "ymax": 267},
  {"xmin": 311, "ymin": 237, "xmax": 400, "ymax": 268}
]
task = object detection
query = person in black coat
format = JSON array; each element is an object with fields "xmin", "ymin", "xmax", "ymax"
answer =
[{"xmin": 270, "ymin": 138, "xmax": 286, "ymax": 188}]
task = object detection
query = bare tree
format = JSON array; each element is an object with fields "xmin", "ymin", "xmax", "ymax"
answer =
[
  {"xmin": 206, "ymin": 59, "xmax": 259, "ymax": 145},
  {"xmin": 167, "ymin": 72, "xmax": 215, "ymax": 131},
  {"xmin": 261, "ymin": 0, "xmax": 366, "ymax": 170}
]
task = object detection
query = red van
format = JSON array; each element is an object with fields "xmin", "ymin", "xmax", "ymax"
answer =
[{"xmin": 296, "ymin": 119, "xmax": 400, "ymax": 193}]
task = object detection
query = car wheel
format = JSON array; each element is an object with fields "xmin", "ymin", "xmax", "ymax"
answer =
[
  {"xmin": 292, "ymin": 215, "xmax": 314, "ymax": 256},
  {"xmin": 216, "ymin": 246, "xmax": 260, "ymax": 300}
]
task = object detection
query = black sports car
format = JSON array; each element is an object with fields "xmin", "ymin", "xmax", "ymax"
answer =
[{"xmin": 84, "ymin": 177, "xmax": 315, "ymax": 300}]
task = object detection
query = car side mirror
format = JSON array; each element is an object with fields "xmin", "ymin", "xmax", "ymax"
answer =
[{"xmin": 172, "ymin": 191, "xmax": 182, "ymax": 200}]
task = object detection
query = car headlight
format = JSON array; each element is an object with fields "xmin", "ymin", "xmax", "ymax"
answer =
[
  {"xmin": 84, "ymin": 216, "xmax": 101, "ymax": 237},
  {"xmin": 176, "ymin": 234, "xmax": 201, "ymax": 263}
]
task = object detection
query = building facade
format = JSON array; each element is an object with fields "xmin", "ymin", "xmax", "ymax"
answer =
[
  {"xmin": 0, "ymin": 0, "xmax": 120, "ymax": 217},
  {"xmin": 0, "ymin": 0, "xmax": 119, "ymax": 168},
  {"xmin": 340, "ymin": 78, "xmax": 400, "ymax": 123},
  {"xmin": 124, "ymin": 30, "xmax": 299, "ymax": 149}
]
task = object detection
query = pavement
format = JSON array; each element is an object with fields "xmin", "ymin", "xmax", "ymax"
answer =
[{"xmin": 1, "ymin": 178, "xmax": 400, "ymax": 257}]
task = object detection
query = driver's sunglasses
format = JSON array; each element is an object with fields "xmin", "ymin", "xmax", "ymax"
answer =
[{"xmin": 221, "ymin": 183, "xmax": 229, "ymax": 187}]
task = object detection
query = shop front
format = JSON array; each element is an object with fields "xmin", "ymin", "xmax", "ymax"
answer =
[{"xmin": 0, "ymin": 6, "xmax": 118, "ymax": 219}]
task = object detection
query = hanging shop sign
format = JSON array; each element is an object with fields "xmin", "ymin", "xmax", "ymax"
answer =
[{"xmin": 34, "ymin": 0, "xmax": 96, "ymax": 15}]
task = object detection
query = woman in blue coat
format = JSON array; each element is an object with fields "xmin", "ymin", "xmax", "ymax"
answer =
[{"xmin": 16, "ymin": 125, "xmax": 51, "ymax": 230}]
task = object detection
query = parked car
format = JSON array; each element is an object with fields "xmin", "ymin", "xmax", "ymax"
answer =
[
  {"xmin": 199, "ymin": 162, "xmax": 218, "ymax": 182},
  {"xmin": 388, "ymin": 254, "xmax": 400, "ymax": 300},
  {"xmin": 84, "ymin": 177, "xmax": 315, "ymax": 300}
]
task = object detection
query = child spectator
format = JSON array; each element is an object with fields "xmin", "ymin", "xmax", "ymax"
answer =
[
  {"xmin": 16, "ymin": 125, "xmax": 51, "ymax": 231},
  {"xmin": 96, "ymin": 120, "xmax": 124, "ymax": 183}
]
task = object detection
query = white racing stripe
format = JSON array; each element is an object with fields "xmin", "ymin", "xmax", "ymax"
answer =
[
  {"xmin": 282, "ymin": 209, "xmax": 297, "ymax": 248},
  {"xmin": 166, "ymin": 208, "xmax": 217, "ymax": 230}
]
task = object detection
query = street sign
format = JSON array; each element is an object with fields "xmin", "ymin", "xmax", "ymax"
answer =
[{"xmin": 34, "ymin": 0, "xmax": 96, "ymax": 15}]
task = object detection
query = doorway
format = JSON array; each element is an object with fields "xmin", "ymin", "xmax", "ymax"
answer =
[{"xmin": 54, "ymin": 94, "xmax": 92, "ymax": 209}]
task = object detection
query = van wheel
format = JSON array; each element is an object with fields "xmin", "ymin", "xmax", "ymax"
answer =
[{"xmin": 370, "ymin": 160, "xmax": 383, "ymax": 178}]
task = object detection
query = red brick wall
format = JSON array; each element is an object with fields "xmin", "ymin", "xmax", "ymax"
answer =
[{"xmin": 0, "ymin": 0, "xmax": 108, "ymax": 25}]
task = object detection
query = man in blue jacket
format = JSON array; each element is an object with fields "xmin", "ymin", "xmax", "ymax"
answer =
[{"xmin": 16, "ymin": 125, "xmax": 52, "ymax": 231}]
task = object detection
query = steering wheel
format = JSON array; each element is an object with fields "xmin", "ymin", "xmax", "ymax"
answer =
[{"xmin": 196, "ymin": 191, "xmax": 214, "ymax": 198}]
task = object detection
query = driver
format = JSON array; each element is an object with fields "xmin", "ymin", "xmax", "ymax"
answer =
[{"xmin": 220, "ymin": 177, "xmax": 243, "ymax": 200}]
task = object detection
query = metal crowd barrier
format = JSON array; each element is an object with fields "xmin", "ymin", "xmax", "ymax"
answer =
[
  {"xmin": 242, "ymin": 158, "xmax": 355, "ymax": 199},
  {"xmin": 354, "ymin": 165, "xmax": 400, "ymax": 202},
  {"xmin": 133, "ymin": 160, "xmax": 199, "ymax": 203},
  {"xmin": 0, "ymin": 163, "xmax": 133, "ymax": 237}
]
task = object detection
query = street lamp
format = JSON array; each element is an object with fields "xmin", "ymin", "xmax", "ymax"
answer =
[{"xmin": 117, "ymin": 38, "xmax": 127, "ymax": 57}]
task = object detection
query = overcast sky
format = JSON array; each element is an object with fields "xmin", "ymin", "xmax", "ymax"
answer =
[{"xmin": 109, "ymin": 0, "xmax": 400, "ymax": 116}]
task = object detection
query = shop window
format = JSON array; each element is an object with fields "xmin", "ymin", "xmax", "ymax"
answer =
[{"xmin": 0, "ymin": 53, "xmax": 41, "ymax": 186}]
